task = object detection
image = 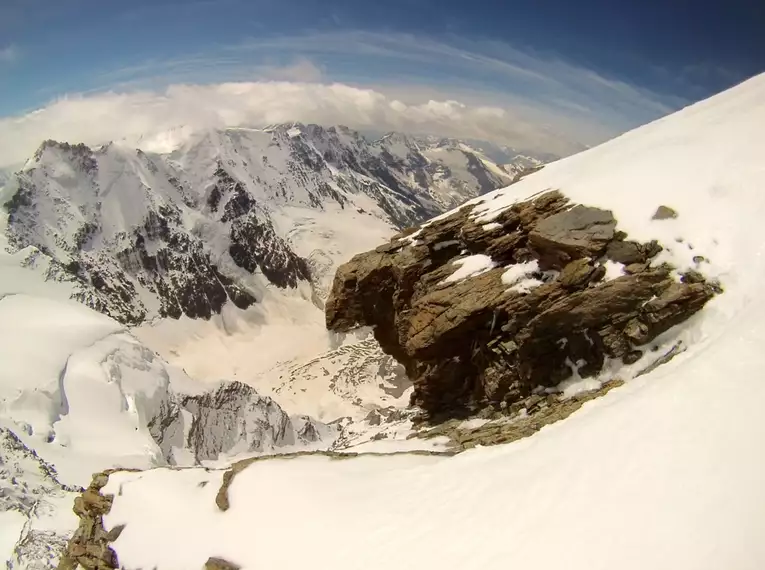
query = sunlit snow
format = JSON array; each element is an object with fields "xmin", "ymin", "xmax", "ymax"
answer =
[
  {"xmin": 94, "ymin": 73, "xmax": 765, "ymax": 570},
  {"xmin": 443, "ymin": 254, "xmax": 496, "ymax": 283}
]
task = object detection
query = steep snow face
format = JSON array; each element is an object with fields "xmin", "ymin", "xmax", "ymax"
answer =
[{"xmin": 94, "ymin": 75, "xmax": 765, "ymax": 570}]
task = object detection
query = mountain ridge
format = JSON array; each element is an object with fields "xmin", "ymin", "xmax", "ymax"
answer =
[{"xmin": 1, "ymin": 123, "xmax": 540, "ymax": 327}]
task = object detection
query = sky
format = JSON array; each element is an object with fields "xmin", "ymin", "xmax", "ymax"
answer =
[{"xmin": 0, "ymin": 0, "xmax": 763, "ymax": 167}]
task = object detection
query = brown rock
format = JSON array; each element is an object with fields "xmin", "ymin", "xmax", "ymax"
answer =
[
  {"xmin": 528, "ymin": 205, "xmax": 616, "ymax": 269},
  {"xmin": 559, "ymin": 258, "xmax": 596, "ymax": 288},
  {"xmin": 652, "ymin": 205, "xmax": 679, "ymax": 220},
  {"xmin": 624, "ymin": 262, "xmax": 649, "ymax": 274},
  {"xmin": 325, "ymin": 190, "xmax": 718, "ymax": 419},
  {"xmin": 624, "ymin": 282, "xmax": 715, "ymax": 345},
  {"xmin": 607, "ymin": 240, "xmax": 644, "ymax": 265},
  {"xmin": 206, "ymin": 557, "xmax": 241, "ymax": 570}
]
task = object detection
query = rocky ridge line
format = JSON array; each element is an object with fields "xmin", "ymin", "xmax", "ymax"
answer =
[{"xmin": 326, "ymin": 190, "xmax": 719, "ymax": 420}]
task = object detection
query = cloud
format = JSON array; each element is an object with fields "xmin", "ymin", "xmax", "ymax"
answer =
[
  {"xmin": 0, "ymin": 32, "xmax": 688, "ymax": 168},
  {"xmin": 0, "ymin": 80, "xmax": 594, "ymax": 167},
  {"xmin": 259, "ymin": 57, "xmax": 324, "ymax": 82},
  {"xmin": 224, "ymin": 32, "xmax": 685, "ymax": 125},
  {"xmin": 0, "ymin": 44, "xmax": 19, "ymax": 64}
]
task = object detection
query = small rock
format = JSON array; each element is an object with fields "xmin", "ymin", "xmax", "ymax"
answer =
[
  {"xmin": 652, "ymin": 205, "xmax": 678, "ymax": 220},
  {"xmin": 90, "ymin": 473, "xmax": 109, "ymax": 490},
  {"xmin": 589, "ymin": 264, "xmax": 607, "ymax": 283},
  {"xmin": 205, "ymin": 557, "xmax": 241, "ymax": 570},
  {"xmin": 606, "ymin": 240, "xmax": 644, "ymax": 265},
  {"xmin": 525, "ymin": 394, "xmax": 543, "ymax": 410},
  {"xmin": 104, "ymin": 524, "xmax": 125, "ymax": 542},
  {"xmin": 623, "ymin": 350, "xmax": 643, "ymax": 365},
  {"xmin": 624, "ymin": 262, "xmax": 649, "ymax": 274},
  {"xmin": 680, "ymin": 270, "xmax": 705, "ymax": 284},
  {"xmin": 560, "ymin": 258, "xmax": 595, "ymax": 288}
]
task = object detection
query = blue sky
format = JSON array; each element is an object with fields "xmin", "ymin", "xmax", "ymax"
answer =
[{"xmin": 0, "ymin": 0, "xmax": 763, "ymax": 163}]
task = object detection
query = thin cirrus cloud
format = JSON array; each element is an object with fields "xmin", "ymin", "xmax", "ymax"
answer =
[
  {"xmin": 0, "ymin": 32, "xmax": 687, "ymax": 168},
  {"xmin": 0, "ymin": 44, "xmax": 19, "ymax": 64}
]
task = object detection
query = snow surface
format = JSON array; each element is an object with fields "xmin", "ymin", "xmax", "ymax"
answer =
[
  {"xmin": 98, "ymin": 74, "xmax": 765, "ymax": 570},
  {"xmin": 601, "ymin": 259, "xmax": 625, "ymax": 280},
  {"xmin": 443, "ymin": 254, "xmax": 496, "ymax": 283},
  {"xmin": 500, "ymin": 259, "xmax": 539, "ymax": 286}
]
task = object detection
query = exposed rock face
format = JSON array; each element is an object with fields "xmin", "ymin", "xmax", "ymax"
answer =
[
  {"xmin": 0, "ymin": 428, "xmax": 81, "ymax": 569},
  {"xmin": 3, "ymin": 126, "xmax": 534, "ymax": 326},
  {"xmin": 326, "ymin": 190, "xmax": 718, "ymax": 420},
  {"xmin": 148, "ymin": 381, "xmax": 335, "ymax": 463},
  {"xmin": 58, "ymin": 472, "xmax": 120, "ymax": 570}
]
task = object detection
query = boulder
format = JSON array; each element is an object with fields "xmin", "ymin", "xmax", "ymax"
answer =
[
  {"xmin": 652, "ymin": 205, "xmax": 679, "ymax": 220},
  {"xmin": 528, "ymin": 205, "xmax": 616, "ymax": 269},
  {"xmin": 325, "ymin": 190, "xmax": 718, "ymax": 420}
]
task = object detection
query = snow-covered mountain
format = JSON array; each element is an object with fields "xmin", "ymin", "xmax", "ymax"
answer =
[
  {"xmin": 51, "ymin": 74, "xmax": 765, "ymax": 570},
  {"xmin": 0, "ymin": 124, "xmax": 520, "ymax": 327},
  {"xmin": 0, "ymin": 282, "xmax": 345, "ymax": 564},
  {"xmin": 0, "ymin": 123, "xmax": 532, "ymax": 565}
]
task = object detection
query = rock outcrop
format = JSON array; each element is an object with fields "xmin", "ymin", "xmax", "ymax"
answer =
[
  {"xmin": 148, "ymin": 381, "xmax": 337, "ymax": 464},
  {"xmin": 326, "ymin": 190, "xmax": 718, "ymax": 420},
  {"xmin": 58, "ymin": 472, "xmax": 121, "ymax": 570}
]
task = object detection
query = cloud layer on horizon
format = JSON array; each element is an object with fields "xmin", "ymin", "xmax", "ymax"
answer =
[
  {"xmin": 0, "ymin": 80, "xmax": 590, "ymax": 167},
  {"xmin": 0, "ymin": 32, "xmax": 689, "ymax": 168}
]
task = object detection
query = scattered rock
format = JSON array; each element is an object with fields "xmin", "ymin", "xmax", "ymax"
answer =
[
  {"xmin": 416, "ymin": 379, "xmax": 625, "ymax": 449},
  {"xmin": 652, "ymin": 205, "xmax": 679, "ymax": 220},
  {"xmin": 680, "ymin": 269, "xmax": 706, "ymax": 284}
]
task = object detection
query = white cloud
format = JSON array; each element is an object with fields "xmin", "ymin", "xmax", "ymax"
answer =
[
  {"xmin": 0, "ymin": 32, "xmax": 688, "ymax": 168},
  {"xmin": 261, "ymin": 57, "xmax": 324, "ymax": 82},
  {"xmin": 0, "ymin": 44, "xmax": 19, "ymax": 64},
  {"xmin": 0, "ymin": 80, "xmax": 591, "ymax": 167}
]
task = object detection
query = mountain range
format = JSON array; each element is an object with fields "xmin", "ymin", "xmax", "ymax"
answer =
[
  {"xmin": 1, "ymin": 124, "xmax": 544, "ymax": 327},
  {"xmin": 3, "ymin": 74, "xmax": 765, "ymax": 570}
]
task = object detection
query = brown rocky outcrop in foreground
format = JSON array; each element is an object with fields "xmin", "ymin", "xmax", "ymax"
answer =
[
  {"xmin": 58, "ymin": 472, "xmax": 122, "ymax": 570},
  {"xmin": 326, "ymin": 190, "xmax": 718, "ymax": 421}
]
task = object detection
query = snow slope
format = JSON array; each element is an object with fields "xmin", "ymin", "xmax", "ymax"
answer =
[
  {"xmin": 0, "ymin": 287, "xmax": 340, "ymax": 567},
  {"xmin": 97, "ymin": 74, "xmax": 765, "ymax": 570}
]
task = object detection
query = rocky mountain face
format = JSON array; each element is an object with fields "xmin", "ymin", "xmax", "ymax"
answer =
[
  {"xmin": 150, "ymin": 380, "xmax": 335, "ymax": 463},
  {"xmin": 1, "ymin": 125, "xmax": 524, "ymax": 326},
  {"xmin": 0, "ymin": 428, "xmax": 80, "ymax": 569},
  {"xmin": 326, "ymin": 190, "xmax": 719, "ymax": 420}
]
